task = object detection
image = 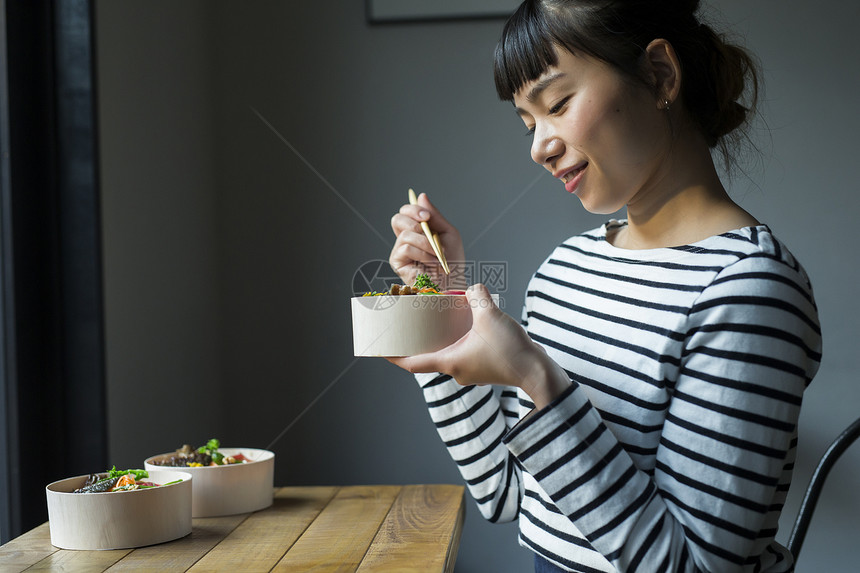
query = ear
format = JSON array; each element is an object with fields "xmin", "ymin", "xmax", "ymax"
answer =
[{"xmin": 644, "ymin": 39, "xmax": 681, "ymax": 109}]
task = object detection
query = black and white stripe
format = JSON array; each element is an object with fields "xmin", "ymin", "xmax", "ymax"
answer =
[{"xmin": 416, "ymin": 222, "xmax": 821, "ymax": 572}]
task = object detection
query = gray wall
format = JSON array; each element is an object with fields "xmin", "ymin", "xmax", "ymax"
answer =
[{"xmin": 96, "ymin": 1, "xmax": 859, "ymax": 571}]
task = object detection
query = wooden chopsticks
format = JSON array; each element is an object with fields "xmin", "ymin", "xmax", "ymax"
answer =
[{"xmin": 408, "ymin": 188, "xmax": 450, "ymax": 275}]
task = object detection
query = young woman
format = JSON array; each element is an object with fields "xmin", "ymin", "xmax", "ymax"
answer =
[{"xmin": 387, "ymin": 1, "xmax": 822, "ymax": 571}]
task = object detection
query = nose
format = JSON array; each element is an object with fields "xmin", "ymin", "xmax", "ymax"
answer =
[{"xmin": 530, "ymin": 124, "xmax": 563, "ymax": 167}]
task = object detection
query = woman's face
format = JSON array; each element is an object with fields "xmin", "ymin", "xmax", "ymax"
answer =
[{"xmin": 513, "ymin": 49, "xmax": 671, "ymax": 214}]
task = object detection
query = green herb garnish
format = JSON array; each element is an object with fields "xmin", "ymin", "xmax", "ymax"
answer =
[
  {"xmin": 412, "ymin": 274, "xmax": 440, "ymax": 291},
  {"xmin": 198, "ymin": 438, "xmax": 225, "ymax": 465},
  {"xmin": 107, "ymin": 466, "xmax": 148, "ymax": 480},
  {"xmin": 198, "ymin": 438, "xmax": 220, "ymax": 454}
]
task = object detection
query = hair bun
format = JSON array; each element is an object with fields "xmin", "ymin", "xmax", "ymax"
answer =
[
  {"xmin": 673, "ymin": 0, "xmax": 702, "ymax": 19},
  {"xmin": 684, "ymin": 23, "xmax": 758, "ymax": 147}
]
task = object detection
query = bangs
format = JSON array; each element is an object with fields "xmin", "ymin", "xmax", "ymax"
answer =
[
  {"xmin": 493, "ymin": 2, "xmax": 560, "ymax": 101},
  {"xmin": 492, "ymin": 1, "xmax": 647, "ymax": 102}
]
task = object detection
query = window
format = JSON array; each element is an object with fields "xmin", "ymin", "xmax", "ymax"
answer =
[{"xmin": 0, "ymin": 0, "xmax": 106, "ymax": 543}]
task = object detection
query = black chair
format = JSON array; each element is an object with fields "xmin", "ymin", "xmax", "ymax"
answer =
[{"xmin": 787, "ymin": 416, "xmax": 860, "ymax": 561}]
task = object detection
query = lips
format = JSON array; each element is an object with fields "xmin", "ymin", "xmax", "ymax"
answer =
[{"xmin": 555, "ymin": 162, "xmax": 588, "ymax": 194}]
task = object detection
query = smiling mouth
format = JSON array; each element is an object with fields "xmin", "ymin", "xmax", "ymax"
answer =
[{"xmin": 560, "ymin": 163, "xmax": 587, "ymax": 183}]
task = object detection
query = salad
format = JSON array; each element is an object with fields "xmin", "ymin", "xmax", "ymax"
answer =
[
  {"xmin": 150, "ymin": 438, "xmax": 252, "ymax": 467},
  {"xmin": 362, "ymin": 274, "xmax": 465, "ymax": 296},
  {"xmin": 74, "ymin": 467, "xmax": 178, "ymax": 493}
]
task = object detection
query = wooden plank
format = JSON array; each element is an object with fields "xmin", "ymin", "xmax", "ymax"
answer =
[
  {"xmin": 0, "ymin": 485, "xmax": 467, "ymax": 572},
  {"xmin": 0, "ymin": 523, "xmax": 61, "ymax": 571},
  {"xmin": 26, "ymin": 547, "xmax": 130, "ymax": 572},
  {"xmin": 187, "ymin": 485, "xmax": 337, "ymax": 572},
  {"xmin": 356, "ymin": 484, "xmax": 466, "ymax": 573},
  {"xmin": 105, "ymin": 513, "xmax": 248, "ymax": 571},
  {"xmin": 272, "ymin": 485, "xmax": 401, "ymax": 573}
]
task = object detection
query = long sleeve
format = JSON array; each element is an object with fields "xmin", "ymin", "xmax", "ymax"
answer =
[
  {"xmin": 411, "ymin": 296, "xmax": 537, "ymax": 523},
  {"xmin": 411, "ymin": 224, "xmax": 821, "ymax": 573},
  {"xmin": 503, "ymin": 245, "xmax": 821, "ymax": 571},
  {"xmin": 414, "ymin": 372, "xmax": 523, "ymax": 523}
]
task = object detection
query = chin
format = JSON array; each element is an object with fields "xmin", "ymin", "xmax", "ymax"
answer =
[{"xmin": 579, "ymin": 199, "xmax": 625, "ymax": 216}]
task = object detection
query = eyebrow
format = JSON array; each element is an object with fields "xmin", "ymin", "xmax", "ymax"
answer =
[{"xmin": 514, "ymin": 72, "xmax": 567, "ymax": 116}]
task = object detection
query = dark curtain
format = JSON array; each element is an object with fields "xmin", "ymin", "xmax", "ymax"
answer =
[{"xmin": 0, "ymin": 0, "xmax": 106, "ymax": 542}]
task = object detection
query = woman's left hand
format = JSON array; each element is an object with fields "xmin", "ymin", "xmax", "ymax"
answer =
[{"xmin": 387, "ymin": 284, "xmax": 570, "ymax": 409}]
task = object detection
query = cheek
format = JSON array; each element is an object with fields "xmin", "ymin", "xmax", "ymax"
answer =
[
  {"xmin": 603, "ymin": 103, "xmax": 664, "ymax": 167},
  {"xmin": 572, "ymin": 98, "xmax": 611, "ymax": 143},
  {"xmin": 574, "ymin": 95, "xmax": 639, "ymax": 153}
]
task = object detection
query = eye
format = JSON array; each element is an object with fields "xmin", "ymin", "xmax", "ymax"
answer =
[
  {"xmin": 524, "ymin": 125, "xmax": 535, "ymax": 137},
  {"xmin": 548, "ymin": 96, "xmax": 570, "ymax": 115}
]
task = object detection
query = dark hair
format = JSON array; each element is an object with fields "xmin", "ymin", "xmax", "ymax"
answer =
[{"xmin": 493, "ymin": 0, "xmax": 760, "ymax": 170}]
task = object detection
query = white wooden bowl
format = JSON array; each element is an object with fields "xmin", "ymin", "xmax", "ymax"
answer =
[
  {"xmin": 45, "ymin": 470, "xmax": 192, "ymax": 550},
  {"xmin": 144, "ymin": 448, "xmax": 274, "ymax": 517},
  {"xmin": 351, "ymin": 293, "xmax": 498, "ymax": 356}
]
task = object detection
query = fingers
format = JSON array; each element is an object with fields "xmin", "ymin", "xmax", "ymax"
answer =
[
  {"xmin": 389, "ymin": 232, "xmax": 444, "ymax": 284},
  {"xmin": 390, "ymin": 205, "xmax": 436, "ymax": 278},
  {"xmin": 390, "ymin": 209, "xmax": 426, "ymax": 236},
  {"xmin": 415, "ymin": 192, "xmax": 458, "ymax": 234},
  {"xmin": 389, "ymin": 192, "xmax": 463, "ymax": 286},
  {"xmin": 385, "ymin": 352, "xmax": 443, "ymax": 375},
  {"xmin": 465, "ymin": 283, "xmax": 500, "ymax": 321},
  {"xmin": 390, "ymin": 192, "xmax": 456, "ymax": 237},
  {"xmin": 386, "ymin": 285, "xmax": 496, "ymax": 379},
  {"xmin": 466, "ymin": 283, "xmax": 493, "ymax": 305},
  {"xmin": 413, "ymin": 194, "xmax": 465, "ymax": 270},
  {"xmin": 385, "ymin": 339, "xmax": 468, "ymax": 381}
]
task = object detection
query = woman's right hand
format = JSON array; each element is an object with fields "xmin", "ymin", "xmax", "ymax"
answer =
[{"xmin": 389, "ymin": 192, "xmax": 465, "ymax": 289}]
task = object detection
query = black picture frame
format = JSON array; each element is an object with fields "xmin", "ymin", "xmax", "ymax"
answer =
[{"xmin": 367, "ymin": 0, "xmax": 519, "ymax": 23}]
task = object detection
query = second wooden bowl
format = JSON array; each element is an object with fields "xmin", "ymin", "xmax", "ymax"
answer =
[{"xmin": 45, "ymin": 470, "xmax": 192, "ymax": 550}]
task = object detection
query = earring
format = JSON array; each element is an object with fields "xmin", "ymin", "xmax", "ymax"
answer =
[{"xmin": 663, "ymin": 99, "xmax": 671, "ymax": 111}]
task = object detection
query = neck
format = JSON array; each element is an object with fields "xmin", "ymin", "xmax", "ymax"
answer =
[{"xmin": 614, "ymin": 132, "xmax": 758, "ymax": 250}]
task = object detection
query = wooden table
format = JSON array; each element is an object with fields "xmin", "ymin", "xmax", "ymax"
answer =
[{"xmin": 0, "ymin": 484, "xmax": 466, "ymax": 572}]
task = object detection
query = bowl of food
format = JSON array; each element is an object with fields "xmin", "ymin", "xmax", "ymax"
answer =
[
  {"xmin": 144, "ymin": 439, "xmax": 274, "ymax": 517},
  {"xmin": 352, "ymin": 274, "xmax": 497, "ymax": 357},
  {"xmin": 45, "ymin": 467, "xmax": 192, "ymax": 550}
]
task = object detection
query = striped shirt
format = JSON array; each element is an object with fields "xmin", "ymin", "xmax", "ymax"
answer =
[{"xmin": 415, "ymin": 221, "xmax": 822, "ymax": 572}]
